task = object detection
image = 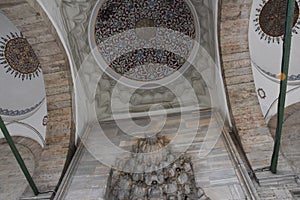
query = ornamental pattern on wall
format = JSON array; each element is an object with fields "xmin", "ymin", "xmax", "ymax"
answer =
[
  {"xmin": 94, "ymin": 0, "xmax": 197, "ymax": 81},
  {"xmin": 253, "ymin": 0, "xmax": 300, "ymax": 44},
  {"xmin": 0, "ymin": 32, "xmax": 42, "ymax": 80},
  {"xmin": 252, "ymin": 60, "xmax": 300, "ymax": 82},
  {"xmin": 257, "ymin": 88, "xmax": 267, "ymax": 99},
  {"xmin": 0, "ymin": 98, "xmax": 44, "ymax": 117}
]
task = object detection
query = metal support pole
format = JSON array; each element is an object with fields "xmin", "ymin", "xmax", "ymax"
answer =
[
  {"xmin": 270, "ymin": 0, "xmax": 296, "ymax": 173},
  {"xmin": 0, "ymin": 116, "xmax": 39, "ymax": 195}
]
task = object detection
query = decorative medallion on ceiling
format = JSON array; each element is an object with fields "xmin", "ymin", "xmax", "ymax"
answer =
[
  {"xmin": 250, "ymin": 0, "xmax": 300, "ymax": 85},
  {"xmin": 90, "ymin": 0, "xmax": 199, "ymax": 87},
  {"xmin": 0, "ymin": 12, "xmax": 47, "ymax": 146},
  {"xmin": 253, "ymin": 0, "xmax": 300, "ymax": 44},
  {"xmin": 0, "ymin": 32, "xmax": 42, "ymax": 80}
]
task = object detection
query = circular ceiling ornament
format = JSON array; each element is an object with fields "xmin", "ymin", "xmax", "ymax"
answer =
[
  {"xmin": 90, "ymin": 0, "xmax": 200, "ymax": 88},
  {"xmin": 253, "ymin": 0, "xmax": 300, "ymax": 43},
  {"xmin": 0, "ymin": 32, "xmax": 41, "ymax": 80}
]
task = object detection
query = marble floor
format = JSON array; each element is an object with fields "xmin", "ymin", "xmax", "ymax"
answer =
[{"xmin": 57, "ymin": 109, "xmax": 254, "ymax": 200}]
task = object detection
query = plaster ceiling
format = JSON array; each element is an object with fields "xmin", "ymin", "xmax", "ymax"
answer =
[
  {"xmin": 249, "ymin": 0, "xmax": 300, "ymax": 84},
  {"xmin": 0, "ymin": 12, "xmax": 46, "ymax": 121}
]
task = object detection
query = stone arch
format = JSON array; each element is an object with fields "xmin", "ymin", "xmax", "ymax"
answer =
[
  {"xmin": 0, "ymin": 0, "xmax": 75, "ymax": 197},
  {"xmin": 219, "ymin": 0, "xmax": 275, "ymax": 170}
]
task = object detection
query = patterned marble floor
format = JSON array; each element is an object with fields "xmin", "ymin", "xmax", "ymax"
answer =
[{"xmin": 58, "ymin": 109, "xmax": 252, "ymax": 200}]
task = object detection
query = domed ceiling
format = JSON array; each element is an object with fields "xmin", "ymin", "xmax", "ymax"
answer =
[
  {"xmin": 89, "ymin": 0, "xmax": 199, "ymax": 87},
  {"xmin": 249, "ymin": 0, "xmax": 300, "ymax": 119},
  {"xmin": 0, "ymin": 13, "xmax": 47, "ymax": 146},
  {"xmin": 250, "ymin": 0, "xmax": 300, "ymax": 84}
]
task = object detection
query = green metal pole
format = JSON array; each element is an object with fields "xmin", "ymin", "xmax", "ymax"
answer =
[
  {"xmin": 0, "ymin": 116, "xmax": 39, "ymax": 195},
  {"xmin": 270, "ymin": 0, "xmax": 296, "ymax": 173}
]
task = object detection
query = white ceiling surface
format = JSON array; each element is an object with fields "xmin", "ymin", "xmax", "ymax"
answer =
[
  {"xmin": 249, "ymin": 0, "xmax": 300, "ymax": 121},
  {"xmin": 0, "ymin": 12, "xmax": 47, "ymax": 146},
  {"xmin": 249, "ymin": 0, "xmax": 300, "ymax": 81},
  {"xmin": 0, "ymin": 13, "xmax": 46, "ymax": 118}
]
